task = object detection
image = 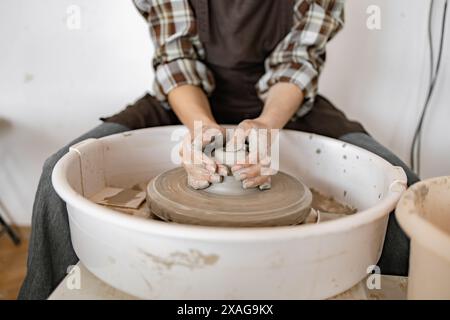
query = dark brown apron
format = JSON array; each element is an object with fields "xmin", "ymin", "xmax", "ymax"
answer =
[{"xmin": 103, "ymin": 0, "xmax": 366, "ymax": 139}]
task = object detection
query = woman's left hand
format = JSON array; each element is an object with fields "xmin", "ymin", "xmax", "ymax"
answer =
[{"xmin": 226, "ymin": 118, "xmax": 277, "ymax": 190}]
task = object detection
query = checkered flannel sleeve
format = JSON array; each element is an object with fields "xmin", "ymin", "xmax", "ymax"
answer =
[
  {"xmin": 256, "ymin": 0, "xmax": 345, "ymax": 117},
  {"xmin": 133, "ymin": 0, "xmax": 215, "ymax": 101}
]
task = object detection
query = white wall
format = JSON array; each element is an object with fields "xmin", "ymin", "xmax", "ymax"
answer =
[
  {"xmin": 0, "ymin": 0, "xmax": 153, "ymax": 225},
  {"xmin": 0, "ymin": 0, "xmax": 449, "ymax": 225},
  {"xmin": 321, "ymin": 0, "xmax": 450, "ymax": 178}
]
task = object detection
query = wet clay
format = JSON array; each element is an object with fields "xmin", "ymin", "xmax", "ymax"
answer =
[
  {"xmin": 104, "ymin": 189, "xmax": 144, "ymax": 207},
  {"xmin": 96, "ymin": 174, "xmax": 356, "ymax": 224},
  {"xmin": 109, "ymin": 202, "xmax": 152, "ymax": 219},
  {"xmin": 90, "ymin": 187, "xmax": 146, "ymax": 209},
  {"xmin": 146, "ymin": 167, "xmax": 312, "ymax": 227},
  {"xmin": 310, "ymin": 189, "xmax": 357, "ymax": 215}
]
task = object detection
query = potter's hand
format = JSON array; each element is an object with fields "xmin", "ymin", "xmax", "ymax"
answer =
[
  {"xmin": 226, "ymin": 119, "xmax": 277, "ymax": 190},
  {"xmin": 180, "ymin": 123, "xmax": 229, "ymax": 190}
]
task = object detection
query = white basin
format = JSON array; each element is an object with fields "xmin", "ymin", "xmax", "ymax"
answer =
[{"xmin": 52, "ymin": 126, "xmax": 407, "ymax": 299}]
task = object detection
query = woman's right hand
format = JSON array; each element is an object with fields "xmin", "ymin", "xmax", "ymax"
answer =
[{"xmin": 180, "ymin": 122, "xmax": 229, "ymax": 189}]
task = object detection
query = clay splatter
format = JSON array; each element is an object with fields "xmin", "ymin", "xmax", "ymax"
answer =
[
  {"xmin": 140, "ymin": 249, "xmax": 219, "ymax": 270},
  {"xmin": 24, "ymin": 73, "xmax": 34, "ymax": 83},
  {"xmin": 414, "ymin": 185, "xmax": 429, "ymax": 214}
]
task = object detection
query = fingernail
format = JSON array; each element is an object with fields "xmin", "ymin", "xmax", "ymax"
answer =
[
  {"xmin": 206, "ymin": 165, "xmax": 216, "ymax": 173},
  {"xmin": 259, "ymin": 182, "xmax": 272, "ymax": 190}
]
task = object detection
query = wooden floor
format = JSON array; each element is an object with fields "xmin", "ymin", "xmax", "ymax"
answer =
[{"xmin": 0, "ymin": 227, "xmax": 30, "ymax": 300}]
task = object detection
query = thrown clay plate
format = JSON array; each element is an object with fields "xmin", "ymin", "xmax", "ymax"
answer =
[{"xmin": 146, "ymin": 167, "xmax": 312, "ymax": 227}]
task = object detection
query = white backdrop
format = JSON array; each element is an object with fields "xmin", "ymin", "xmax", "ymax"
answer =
[{"xmin": 0, "ymin": 0, "xmax": 449, "ymax": 225}]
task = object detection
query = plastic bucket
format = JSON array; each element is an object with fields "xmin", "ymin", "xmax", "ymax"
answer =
[{"xmin": 396, "ymin": 176, "xmax": 450, "ymax": 300}]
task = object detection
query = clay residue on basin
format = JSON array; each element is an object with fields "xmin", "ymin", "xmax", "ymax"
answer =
[
  {"xmin": 104, "ymin": 189, "xmax": 142, "ymax": 205},
  {"xmin": 139, "ymin": 249, "xmax": 219, "ymax": 270},
  {"xmin": 413, "ymin": 185, "xmax": 429, "ymax": 214},
  {"xmin": 311, "ymin": 189, "xmax": 357, "ymax": 215},
  {"xmin": 103, "ymin": 180, "xmax": 357, "ymax": 222}
]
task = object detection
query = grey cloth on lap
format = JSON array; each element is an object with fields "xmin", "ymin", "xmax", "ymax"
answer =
[{"xmin": 18, "ymin": 122, "xmax": 130, "ymax": 300}]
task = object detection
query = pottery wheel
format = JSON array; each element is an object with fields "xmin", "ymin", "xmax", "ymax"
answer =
[{"xmin": 146, "ymin": 167, "xmax": 312, "ymax": 227}]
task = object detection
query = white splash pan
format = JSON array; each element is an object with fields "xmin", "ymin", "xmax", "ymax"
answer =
[{"xmin": 52, "ymin": 126, "xmax": 407, "ymax": 299}]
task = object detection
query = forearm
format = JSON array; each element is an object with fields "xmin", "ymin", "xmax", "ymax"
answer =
[
  {"xmin": 168, "ymin": 85, "xmax": 217, "ymax": 132},
  {"xmin": 257, "ymin": 82, "xmax": 304, "ymax": 129}
]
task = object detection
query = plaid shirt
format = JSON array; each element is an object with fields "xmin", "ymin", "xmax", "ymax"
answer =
[{"xmin": 133, "ymin": 0, "xmax": 344, "ymax": 116}]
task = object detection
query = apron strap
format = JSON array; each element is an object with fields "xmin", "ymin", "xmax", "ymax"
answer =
[
  {"xmin": 282, "ymin": 0, "xmax": 294, "ymax": 35},
  {"xmin": 194, "ymin": 0, "xmax": 210, "ymax": 43}
]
